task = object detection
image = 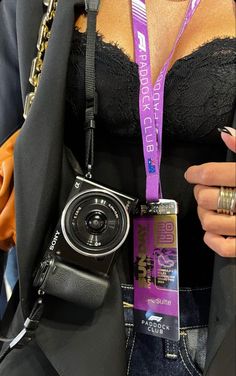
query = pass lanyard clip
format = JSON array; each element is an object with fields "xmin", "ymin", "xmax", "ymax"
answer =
[{"xmin": 131, "ymin": 0, "xmax": 201, "ymax": 202}]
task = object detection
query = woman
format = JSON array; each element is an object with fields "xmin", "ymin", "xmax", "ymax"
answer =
[{"xmin": 0, "ymin": 0, "xmax": 235, "ymax": 375}]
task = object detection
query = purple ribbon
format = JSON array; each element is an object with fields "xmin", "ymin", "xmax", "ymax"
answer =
[{"xmin": 131, "ymin": 0, "xmax": 201, "ymax": 202}]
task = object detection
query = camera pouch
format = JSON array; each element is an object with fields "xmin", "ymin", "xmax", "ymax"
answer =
[{"xmin": 34, "ymin": 257, "xmax": 109, "ymax": 309}]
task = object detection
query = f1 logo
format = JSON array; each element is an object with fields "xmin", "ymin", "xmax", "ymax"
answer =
[{"xmin": 137, "ymin": 31, "xmax": 146, "ymax": 52}]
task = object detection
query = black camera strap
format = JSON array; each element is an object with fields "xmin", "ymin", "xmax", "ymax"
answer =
[
  {"xmin": 0, "ymin": 0, "xmax": 100, "ymax": 363},
  {"xmin": 0, "ymin": 297, "xmax": 44, "ymax": 363},
  {"xmin": 84, "ymin": 0, "xmax": 100, "ymax": 178}
]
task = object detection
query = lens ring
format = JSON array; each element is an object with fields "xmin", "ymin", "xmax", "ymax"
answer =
[
  {"xmin": 70, "ymin": 200, "xmax": 121, "ymax": 252},
  {"xmin": 61, "ymin": 189, "xmax": 130, "ymax": 257}
]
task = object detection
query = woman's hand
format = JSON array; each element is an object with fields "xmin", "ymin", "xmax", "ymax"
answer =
[{"xmin": 184, "ymin": 127, "xmax": 236, "ymax": 257}]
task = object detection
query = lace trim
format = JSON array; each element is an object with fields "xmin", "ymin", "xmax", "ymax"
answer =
[
  {"xmin": 67, "ymin": 32, "xmax": 236, "ymax": 141},
  {"xmin": 72, "ymin": 29, "xmax": 235, "ymax": 78}
]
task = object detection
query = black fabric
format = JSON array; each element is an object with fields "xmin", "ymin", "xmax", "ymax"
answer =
[
  {"xmin": 0, "ymin": 339, "xmax": 59, "ymax": 376},
  {"xmin": 205, "ymin": 318, "xmax": 236, "ymax": 376},
  {"xmin": 204, "ymin": 112, "xmax": 236, "ymax": 375},
  {"xmin": 0, "ymin": 1, "xmax": 127, "ymax": 375},
  {"xmin": 66, "ymin": 33, "xmax": 235, "ymax": 141},
  {"xmin": 0, "ymin": 1, "xmax": 235, "ymax": 375},
  {"xmin": 65, "ymin": 31, "xmax": 235, "ymax": 287},
  {"xmin": 0, "ymin": 0, "xmax": 24, "ymax": 146}
]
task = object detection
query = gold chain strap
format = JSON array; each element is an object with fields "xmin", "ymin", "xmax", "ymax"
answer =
[
  {"xmin": 123, "ymin": 302, "xmax": 134, "ymax": 309},
  {"xmin": 23, "ymin": 0, "xmax": 58, "ymax": 119}
]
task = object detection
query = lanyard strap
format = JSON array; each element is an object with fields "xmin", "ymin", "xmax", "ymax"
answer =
[{"xmin": 131, "ymin": 0, "xmax": 201, "ymax": 202}]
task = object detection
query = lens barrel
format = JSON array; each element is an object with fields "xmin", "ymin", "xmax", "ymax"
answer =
[{"xmin": 61, "ymin": 189, "xmax": 130, "ymax": 257}]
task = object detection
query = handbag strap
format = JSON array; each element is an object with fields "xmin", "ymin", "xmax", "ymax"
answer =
[{"xmin": 23, "ymin": 0, "xmax": 58, "ymax": 119}]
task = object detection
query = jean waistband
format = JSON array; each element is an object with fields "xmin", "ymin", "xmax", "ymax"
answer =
[{"xmin": 121, "ymin": 284, "xmax": 211, "ymax": 329}]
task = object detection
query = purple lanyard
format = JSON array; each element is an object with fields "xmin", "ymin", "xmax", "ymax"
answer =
[{"xmin": 131, "ymin": 0, "xmax": 201, "ymax": 202}]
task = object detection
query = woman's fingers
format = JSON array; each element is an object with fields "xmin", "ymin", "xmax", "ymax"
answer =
[
  {"xmin": 184, "ymin": 130, "xmax": 236, "ymax": 257},
  {"xmin": 191, "ymin": 184, "xmax": 236, "ymax": 257},
  {"xmin": 220, "ymin": 127, "xmax": 236, "ymax": 153},
  {"xmin": 203, "ymin": 232, "xmax": 236, "ymax": 258},
  {"xmin": 197, "ymin": 206, "xmax": 236, "ymax": 236},
  {"xmin": 185, "ymin": 162, "xmax": 236, "ymax": 187},
  {"xmin": 194, "ymin": 185, "xmax": 219, "ymax": 211}
]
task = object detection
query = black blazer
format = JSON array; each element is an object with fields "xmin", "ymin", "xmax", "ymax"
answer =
[{"xmin": 0, "ymin": 1, "xmax": 235, "ymax": 375}]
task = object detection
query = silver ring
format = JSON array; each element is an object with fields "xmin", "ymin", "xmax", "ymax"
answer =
[{"xmin": 217, "ymin": 187, "xmax": 236, "ymax": 216}]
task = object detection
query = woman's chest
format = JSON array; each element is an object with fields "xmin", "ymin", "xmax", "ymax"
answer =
[{"xmin": 76, "ymin": 0, "xmax": 235, "ymax": 84}]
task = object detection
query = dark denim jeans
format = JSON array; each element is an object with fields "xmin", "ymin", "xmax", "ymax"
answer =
[{"xmin": 122, "ymin": 284, "xmax": 210, "ymax": 376}]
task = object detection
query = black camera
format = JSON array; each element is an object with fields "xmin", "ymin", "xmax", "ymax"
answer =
[
  {"xmin": 61, "ymin": 175, "xmax": 137, "ymax": 258},
  {"xmin": 34, "ymin": 176, "xmax": 138, "ymax": 309}
]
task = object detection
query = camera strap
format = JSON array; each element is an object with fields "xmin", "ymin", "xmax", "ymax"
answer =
[
  {"xmin": 84, "ymin": 0, "xmax": 100, "ymax": 178},
  {"xmin": 0, "ymin": 297, "xmax": 44, "ymax": 363}
]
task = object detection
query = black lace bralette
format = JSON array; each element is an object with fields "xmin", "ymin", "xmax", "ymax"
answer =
[{"xmin": 66, "ymin": 32, "xmax": 236, "ymax": 143}]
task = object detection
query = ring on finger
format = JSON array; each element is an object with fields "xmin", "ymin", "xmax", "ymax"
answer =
[{"xmin": 217, "ymin": 187, "xmax": 236, "ymax": 216}]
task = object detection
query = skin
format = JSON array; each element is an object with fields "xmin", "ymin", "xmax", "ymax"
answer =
[
  {"xmin": 76, "ymin": 0, "xmax": 236, "ymax": 256},
  {"xmin": 185, "ymin": 129, "xmax": 236, "ymax": 258},
  {"xmin": 76, "ymin": 0, "xmax": 235, "ymax": 83}
]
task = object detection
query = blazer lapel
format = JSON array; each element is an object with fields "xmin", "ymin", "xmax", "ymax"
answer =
[
  {"xmin": 14, "ymin": 0, "xmax": 88, "ymax": 316},
  {"xmin": 14, "ymin": 2, "xmax": 127, "ymax": 374}
]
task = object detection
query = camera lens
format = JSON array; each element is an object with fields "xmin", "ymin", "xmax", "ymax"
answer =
[
  {"xmin": 86, "ymin": 211, "xmax": 107, "ymax": 233},
  {"xmin": 61, "ymin": 189, "xmax": 130, "ymax": 257}
]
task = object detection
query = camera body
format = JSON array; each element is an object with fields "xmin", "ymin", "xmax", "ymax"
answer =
[{"xmin": 34, "ymin": 176, "xmax": 138, "ymax": 306}]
